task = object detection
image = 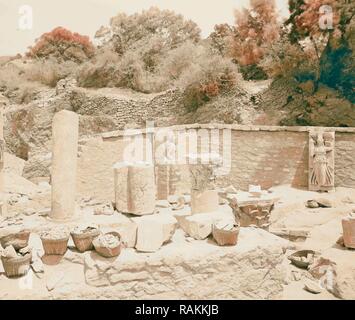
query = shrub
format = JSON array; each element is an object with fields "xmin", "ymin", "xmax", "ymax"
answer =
[
  {"xmin": 0, "ymin": 64, "xmax": 40, "ymax": 104},
  {"xmin": 25, "ymin": 59, "xmax": 77, "ymax": 87},
  {"xmin": 76, "ymin": 48, "xmax": 121, "ymax": 88},
  {"xmin": 259, "ymin": 32, "xmax": 317, "ymax": 80},
  {"xmin": 27, "ymin": 27, "xmax": 95, "ymax": 62},
  {"xmin": 174, "ymin": 44, "xmax": 241, "ymax": 111}
]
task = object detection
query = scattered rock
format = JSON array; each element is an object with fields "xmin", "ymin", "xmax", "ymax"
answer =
[
  {"xmin": 304, "ymin": 280, "xmax": 323, "ymax": 294},
  {"xmin": 46, "ymin": 271, "xmax": 65, "ymax": 291},
  {"xmin": 315, "ymin": 198, "xmax": 332, "ymax": 208},
  {"xmin": 94, "ymin": 203, "xmax": 114, "ymax": 216},
  {"xmin": 23, "ymin": 208, "xmax": 36, "ymax": 216},
  {"xmin": 156, "ymin": 200, "xmax": 171, "ymax": 208},
  {"xmin": 167, "ymin": 195, "xmax": 179, "ymax": 205},
  {"xmin": 1, "ymin": 245, "xmax": 18, "ymax": 258},
  {"xmin": 31, "ymin": 259, "xmax": 44, "ymax": 273},
  {"xmin": 336, "ymin": 236, "xmax": 345, "ymax": 247},
  {"xmin": 225, "ymin": 185, "xmax": 238, "ymax": 194},
  {"xmin": 172, "ymin": 196, "xmax": 185, "ymax": 211},
  {"xmin": 63, "ymin": 250, "xmax": 84, "ymax": 264},
  {"xmin": 306, "ymin": 200, "xmax": 319, "ymax": 209},
  {"xmin": 292, "ymin": 271, "xmax": 302, "ymax": 281},
  {"xmin": 176, "ymin": 214, "xmax": 214, "ymax": 240},
  {"xmin": 135, "ymin": 220, "xmax": 165, "ymax": 252}
]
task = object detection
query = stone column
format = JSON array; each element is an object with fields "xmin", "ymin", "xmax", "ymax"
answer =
[
  {"xmin": 0, "ymin": 108, "xmax": 7, "ymax": 217},
  {"xmin": 114, "ymin": 162, "xmax": 156, "ymax": 215},
  {"xmin": 156, "ymin": 165, "xmax": 182, "ymax": 200},
  {"xmin": 189, "ymin": 154, "xmax": 221, "ymax": 214},
  {"xmin": 50, "ymin": 110, "xmax": 79, "ymax": 221}
]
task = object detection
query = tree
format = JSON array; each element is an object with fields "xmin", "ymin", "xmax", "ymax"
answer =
[
  {"xmin": 286, "ymin": 0, "xmax": 354, "ymax": 100},
  {"xmin": 208, "ymin": 23, "xmax": 234, "ymax": 56},
  {"xmin": 27, "ymin": 27, "xmax": 95, "ymax": 63},
  {"xmin": 95, "ymin": 7, "xmax": 201, "ymax": 61},
  {"xmin": 230, "ymin": 0, "xmax": 280, "ymax": 67}
]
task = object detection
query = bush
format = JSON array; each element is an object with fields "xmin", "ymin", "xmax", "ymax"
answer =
[
  {"xmin": 76, "ymin": 48, "xmax": 120, "ymax": 88},
  {"xmin": 25, "ymin": 59, "xmax": 77, "ymax": 87},
  {"xmin": 27, "ymin": 27, "xmax": 95, "ymax": 63},
  {"xmin": 259, "ymin": 33, "xmax": 317, "ymax": 80},
  {"xmin": 0, "ymin": 64, "xmax": 41, "ymax": 104},
  {"xmin": 174, "ymin": 44, "xmax": 241, "ymax": 111}
]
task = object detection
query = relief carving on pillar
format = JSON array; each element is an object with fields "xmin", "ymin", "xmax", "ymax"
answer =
[
  {"xmin": 309, "ymin": 131, "xmax": 335, "ymax": 192},
  {"xmin": 188, "ymin": 154, "xmax": 222, "ymax": 191}
]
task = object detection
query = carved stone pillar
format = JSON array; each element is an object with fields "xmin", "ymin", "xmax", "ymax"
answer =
[
  {"xmin": 114, "ymin": 162, "xmax": 156, "ymax": 216},
  {"xmin": 50, "ymin": 110, "xmax": 79, "ymax": 221},
  {"xmin": 189, "ymin": 153, "xmax": 221, "ymax": 214}
]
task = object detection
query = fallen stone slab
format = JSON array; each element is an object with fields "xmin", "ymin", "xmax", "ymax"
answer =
[
  {"xmin": 83, "ymin": 228, "xmax": 289, "ymax": 299},
  {"xmin": 176, "ymin": 212, "xmax": 233, "ymax": 240},
  {"xmin": 132, "ymin": 214, "xmax": 177, "ymax": 252}
]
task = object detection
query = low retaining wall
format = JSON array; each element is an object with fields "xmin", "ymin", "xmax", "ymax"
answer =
[{"xmin": 77, "ymin": 124, "xmax": 355, "ymax": 202}]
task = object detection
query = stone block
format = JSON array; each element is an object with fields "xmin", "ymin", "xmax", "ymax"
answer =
[
  {"xmin": 191, "ymin": 189, "xmax": 219, "ymax": 214},
  {"xmin": 114, "ymin": 162, "xmax": 156, "ymax": 216}
]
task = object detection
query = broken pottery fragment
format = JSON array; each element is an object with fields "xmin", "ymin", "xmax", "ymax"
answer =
[
  {"xmin": 212, "ymin": 222, "xmax": 240, "ymax": 246},
  {"xmin": 288, "ymin": 250, "xmax": 315, "ymax": 269},
  {"xmin": 0, "ymin": 229, "xmax": 30, "ymax": 250}
]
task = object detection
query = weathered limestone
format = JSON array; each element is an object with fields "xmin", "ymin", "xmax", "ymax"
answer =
[
  {"xmin": 156, "ymin": 165, "xmax": 181, "ymax": 200},
  {"xmin": 136, "ymin": 220, "xmax": 164, "ymax": 252},
  {"xmin": 189, "ymin": 154, "xmax": 221, "ymax": 214},
  {"xmin": 50, "ymin": 110, "xmax": 79, "ymax": 221},
  {"xmin": 191, "ymin": 189, "xmax": 219, "ymax": 214},
  {"xmin": 133, "ymin": 215, "xmax": 177, "ymax": 252},
  {"xmin": 309, "ymin": 131, "xmax": 335, "ymax": 192},
  {"xmin": 176, "ymin": 212, "xmax": 233, "ymax": 240},
  {"xmin": 83, "ymin": 228, "xmax": 289, "ymax": 300},
  {"xmin": 114, "ymin": 162, "xmax": 155, "ymax": 216},
  {"xmin": 342, "ymin": 213, "xmax": 355, "ymax": 249},
  {"xmin": 0, "ymin": 108, "xmax": 7, "ymax": 217}
]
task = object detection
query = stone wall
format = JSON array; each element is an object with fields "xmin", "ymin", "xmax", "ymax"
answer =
[{"xmin": 77, "ymin": 124, "xmax": 355, "ymax": 202}]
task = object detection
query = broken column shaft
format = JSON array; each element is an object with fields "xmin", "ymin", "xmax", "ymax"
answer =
[
  {"xmin": 114, "ymin": 162, "xmax": 156, "ymax": 215},
  {"xmin": 50, "ymin": 110, "xmax": 79, "ymax": 221}
]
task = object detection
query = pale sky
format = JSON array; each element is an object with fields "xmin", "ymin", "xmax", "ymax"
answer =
[{"xmin": 0, "ymin": 0, "xmax": 290, "ymax": 56}]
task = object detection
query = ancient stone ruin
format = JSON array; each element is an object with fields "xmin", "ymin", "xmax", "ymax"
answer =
[{"xmin": 0, "ymin": 112, "xmax": 355, "ymax": 300}]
